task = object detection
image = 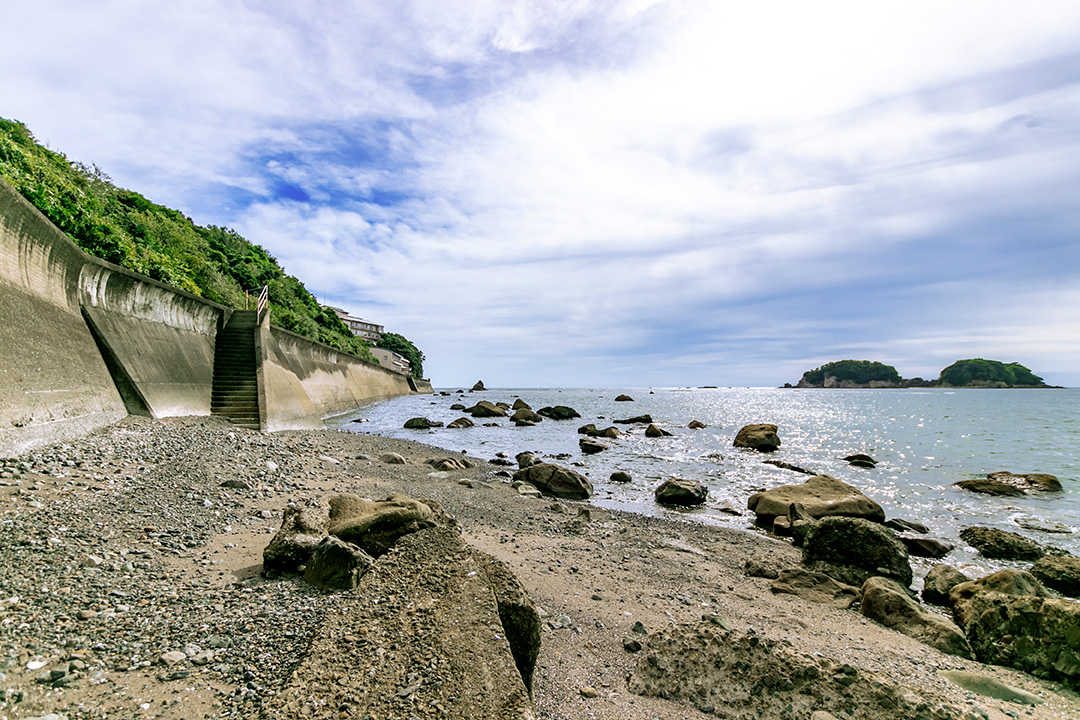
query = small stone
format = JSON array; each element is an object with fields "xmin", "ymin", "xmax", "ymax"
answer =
[
  {"xmin": 579, "ymin": 686, "xmax": 598, "ymax": 698},
  {"xmin": 160, "ymin": 651, "xmax": 187, "ymax": 666},
  {"xmin": 623, "ymin": 638, "xmax": 643, "ymax": 652},
  {"xmin": 632, "ymin": 620, "xmax": 647, "ymax": 634},
  {"xmin": 76, "ymin": 609, "xmax": 98, "ymax": 620}
]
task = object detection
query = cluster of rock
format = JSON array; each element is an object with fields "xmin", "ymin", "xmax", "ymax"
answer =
[
  {"xmin": 742, "ymin": 470, "xmax": 1080, "ymax": 689},
  {"xmin": 262, "ymin": 491, "xmax": 542, "ymax": 718}
]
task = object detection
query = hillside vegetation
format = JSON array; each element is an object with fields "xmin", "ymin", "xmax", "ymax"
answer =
[
  {"xmin": 0, "ymin": 118, "xmax": 377, "ymax": 363},
  {"xmin": 795, "ymin": 358, "xmax": 1048, "ymax": 388}
]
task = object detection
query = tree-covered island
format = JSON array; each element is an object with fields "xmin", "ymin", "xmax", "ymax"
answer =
[{"xmin": 792, "ymin": 358, "xmax": 1052, "ymax": 388}]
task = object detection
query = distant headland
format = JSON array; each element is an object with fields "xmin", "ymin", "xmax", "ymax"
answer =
[{"xmin": 786, "ymin": 358, "xmax": 1058, "ymax": 389}]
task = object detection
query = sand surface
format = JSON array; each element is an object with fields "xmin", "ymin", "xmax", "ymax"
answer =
[{"xmin": 1, "ymin": 416, "xmax": 1077, "ymax": 719}]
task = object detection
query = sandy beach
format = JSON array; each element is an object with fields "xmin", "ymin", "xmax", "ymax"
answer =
[{"xmin": 1, "ymin": 416, "xmax": 1077, "ymax": 720}]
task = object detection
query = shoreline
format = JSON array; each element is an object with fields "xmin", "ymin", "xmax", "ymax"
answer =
[{"xmin": 1, "ymin": 416, "xmax": 1078, "ymax": 719}]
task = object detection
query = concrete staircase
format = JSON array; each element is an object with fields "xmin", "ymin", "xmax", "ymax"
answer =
[{"xmin": 211, "ymin": 311, "xmax": 260, "ymax": 428}]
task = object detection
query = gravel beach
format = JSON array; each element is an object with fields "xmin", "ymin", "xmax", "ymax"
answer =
[{"xmin": 1, "ymin": 416, "xmax": 1077, "ymax": 720}]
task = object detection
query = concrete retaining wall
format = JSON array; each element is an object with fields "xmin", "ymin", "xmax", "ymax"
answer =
[
  {"xmin": 0, "ymin": 181, "xmax": 128, "ymax": 454},
  {"xmin": 259, "ymin": 324, "xmax": 418, "ymax": 432},
  {"xmin": 0, "ymin": 178, "xmax": 427, "ymax": 454}
]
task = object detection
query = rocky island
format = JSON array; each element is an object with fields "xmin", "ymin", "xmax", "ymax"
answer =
[{"xmin": 791, "ymin": 358, "xmax": 1055, "ymax": 389}]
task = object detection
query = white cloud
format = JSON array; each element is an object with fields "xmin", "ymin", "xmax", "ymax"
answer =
[{"xmin": 3, "ymin": 1, "xmax": 1080, "ymax": 385}]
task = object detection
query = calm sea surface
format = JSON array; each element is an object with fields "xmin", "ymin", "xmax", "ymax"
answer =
[{"xmin": 333, "ymin": 387, "xmax": 1079, "ymax": 582}]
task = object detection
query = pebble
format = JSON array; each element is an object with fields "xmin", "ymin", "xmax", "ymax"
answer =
[{"xmin": 579, "ymin": 686, "xmax": 598, "ymax": 698}]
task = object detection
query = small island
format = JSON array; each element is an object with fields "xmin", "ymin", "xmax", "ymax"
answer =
[{"xmin": 790, "ymin": 358, "xmax": 1054, "ymax": 388}]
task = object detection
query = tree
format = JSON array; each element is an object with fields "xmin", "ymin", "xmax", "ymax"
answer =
[
  {"xmin": 377, "ymin": 332, "xmax": 425, "ymax": 379},
  {"xmin": 800, "ymin": 360, "xmax": 902, "ymax": 386}
]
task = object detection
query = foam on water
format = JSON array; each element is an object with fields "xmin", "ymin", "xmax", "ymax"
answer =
[{"xmin": 335, "ymin": 387, "xmax": 1080, "ymax": 579}]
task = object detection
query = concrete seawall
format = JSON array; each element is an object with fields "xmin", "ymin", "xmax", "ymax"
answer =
[{"xmin": 0, "ymin": 178, "xmax": 427, "ymax": 455}]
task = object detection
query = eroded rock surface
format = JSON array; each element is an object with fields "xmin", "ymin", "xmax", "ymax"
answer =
[{"xmin": 748, "ymin": 475, "xmax": 885, "ymax": 523}]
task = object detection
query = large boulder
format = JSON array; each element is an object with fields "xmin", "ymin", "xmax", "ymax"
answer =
[
  {"xmin": 262, "ymin": 501, "xmax": 330, "ymax": 573},
  {"xmin": 860, "ymin": 577, "xmax": 971, "ymax": 658},
  {"xmin": 965, "ymin": 592, "xmax": 1080, "ymax": 690},
  {"xmin": 802, "ymin": 516, "xmax": 912, "ymax": 588},
  {"xmin": 959, "ymin": 526, "xmax": 1050, "ymax": 561},
  {"xmin": 1030, "ymin": 554, "xmax": 1080, "ymax": 597},
  {"xmin": 921, "ymin": 564, "xmax": 972, "ymax": 606},
  {"xmin": 511, "ymin": 398, "xmax": 532, "ymax": 410},
  {"xmin": 953, "ymin": 478, "xmax": 1025, "ymax": 497},
  {"xmin": 748, "ymin": 475, "xmax": 885, "ymax": 523},
  {"xmin": 537, "ymin": 405, "xmax": 580, "ymax": 420},
  {"xmin": 404, "ymin": 417, "xmax": 442, "ymax": 429},
  {"xmin": 614, "ymin": 394, "xmax": 634, "ymax": 401},
  {"xmin": 447, "ymin": 417, "xmax": 474, "ymax": 429},
  {"xmin": 270, "ymin": 527, "xmax": 539, "ymax": 719},
  {"xmin": 654, "ymin": 478, "xmax": 708, "ymax": 507},
  {"xmin": 303, "ymin": 535, "xmax": 375, "ymax": 590},
  {"xmin": 510, "ymin": 407, "xmax": 542, "ymax": 424},
  {"xmin": 512, "ymin": 463, "xmax": 593, "ymax": 500},
  {"xmin": 645, "ymin": 423, "xmax": 673, "ymax": 438},
  {"xmin": 467, "ymin": 401, "xmax": 507, "ymax": 418},
  {"xmin": 515, "ymin": 451, "xmax": 539, "ymax": 469},
  {"xmin": 327, "ymin": 493, "xmax": 449, "ymax": 557},
  {"xmin": 948, "ymin": 569, "xmax": 1050, "ymax": 628},
  {"xmin": 471, "ymin": 380, "xmax": 486, "ymax": 391},
  {"xmin": 733, "ymin": 423, "xmax": 781, "ymax": 452},
  {"xmin": 426, "ymin": 456, "xmax": 474, "ymax": 472},
  {"xmin": 987, "ymin": 471, "xmax": 1062, "ymax": 493},
  {"xmin": 769, "ymin": 568, "xmax": 859, "ymax": 609}
]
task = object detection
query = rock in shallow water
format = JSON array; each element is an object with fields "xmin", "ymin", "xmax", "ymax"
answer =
[
  {"xmin": 654, "ymin": 478, "xmax": 708, "ymax": 507},
  {"xmin": 748, "ymin": 474, "xmax": 885, "ymax": 523}
]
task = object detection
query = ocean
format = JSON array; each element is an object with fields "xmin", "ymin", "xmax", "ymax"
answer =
[{"xmin": 333, "ymin": 387, "xmax": 1080, "ymax": 583}]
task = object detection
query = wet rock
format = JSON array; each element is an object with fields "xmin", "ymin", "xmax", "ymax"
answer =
[
  {"xmin": 654, "ymin": 478, "xmax": 708, "ymax": 507},
  {"xmin": 446, "ymin": 417, "xmax": 474, "ymax": 429},
  {"xmin": 579, "ymin": 438, "xmax": 607, "ymax": 454},
  {"xmin": 536, "ymin": 405, "xmax": 580, "ymax": 420},
  {"xmin": 614, "ymin": 394, "xmax": 634, "ymax": 402},
  {"xmin": 770, "ymin": 568, "xmax": 859, "ymax": 609},
  {"xmin": 262, "ymin": 502, "xmax": 330, "ymax": 573},
  {"xmin": 512, "ymin": 399, "xmax": 532, "ymax": 410},
  {"xmin": 511, "ymin": 408, "xmax": 542, "ymax": 424},
  {"xmin": 614, "ymin": 414, "xmax": 653, "ymax": 424},
  {"xmin": 516, "ymin": 451, "xmax": 539, "ymax": 469},
  {"xmin": 986, "ymin": 471, "xmax": 1062, "ymax": 493},
  {"xmin": 1030, "ymin": 554, "xmax": 1080, "ymax": 597},
  {"xmin": 610, "ymin": 471, "xmax": 632, "ymax": 483},
  {"xmin": 959, "ymin": 526, "xmax": 1051, "ymax": 561},
  {"xmin": 922, "ymin": 564, "xmax": 971, "ymax": 607},
  {"xmin": 898, "ymin": 536, "xmax": 954, "ymax": 558},
  {"xmin": 954, "ymin": 478, "xmax": 1026, "ymax": 497},
  {"xmin": 748, "ymin": 474, "xmax": 885, "ymax": 523},
  {"xmin": 733, "ymin": 423, "xmax": 781, "ymax": 452},
  {"xmin": 803, "ymin": 516, "xmax": 912, "ymax": 588},
  {"xmin": 577, "ymin": 424, "xmax": 620, "ymax": 438},
  {"xmin": 467, "ymin": 401, "xmax": 507, "ymax": 418},
  {"xmin": 645, "ymin": 424, "xmax": 672, "ymax": 438},
  {"xmin": 403, "ymin": 417, "xmax": 438, "ymax": 429},
  {"xmin": 860, "ymin": 576, "xmax": 972, "ymax": 658},
  {"xmin": 512, "ymin": 463, "xmax": 593, "ymax": 500},
  {"xmin": 884, "ymin": 518, "xmax": 929, "ymax": 534},
  {"xmin": 844, "ymin": 453, "xmax": 877, "ymax": 468},
  {"xmin": 471, "ymin": 380, "xmax": 486, "ymax": 391},
  {"xmin": 303, "ymin": 536, "xmax": 375, "ymax": 590},
  {"xmin": 687, "ymin": 420, "xmax": 707, "ymax": 429},
  {"xmin": 763, "ymin": 459, "xmax": 815, "ymax": 475}
]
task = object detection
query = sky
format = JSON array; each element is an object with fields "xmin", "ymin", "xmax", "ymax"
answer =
[{"xmin": 3, "ymin": 1, "xmax": 1079, "ymax": 388}]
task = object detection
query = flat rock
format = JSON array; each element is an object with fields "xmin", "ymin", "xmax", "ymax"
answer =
[
  {"xmin": 327, "ymin": 493, "xmax": 446, "ymax": 556},
  {"xmin": 579, "ymin": 438, "xmax": 607, "ymax": 454},
  {"xmin": 748, "ymin": 474, "xmax": 885, "ymax": 523},
  {"xmin": 987, "ymin": 471, "xmax": 1062, "ymax": 492},
  {"xmin": 898, "ymin": 536, "xmax": 954, "ymax": 559},
  {"xmin": 939, "ymin": 670, "xmax": 1043, "ymax": 705},
  {"xmin": 536, "ymin": 405, "xmax": 580, "ymax": 420},
  {"xmin": 770, "ymin": 568, "xmax": 859, "ymax": 609}
]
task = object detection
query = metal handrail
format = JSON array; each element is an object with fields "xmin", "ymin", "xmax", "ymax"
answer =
[{"xmin": 256, "ymin": 284, "xmax": 269, "ymax": 320}]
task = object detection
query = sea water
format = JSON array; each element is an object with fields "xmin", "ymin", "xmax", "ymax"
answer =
[{"xmin": 335, "ymin": 387, "xmax": 1080, "ymax": 581}]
